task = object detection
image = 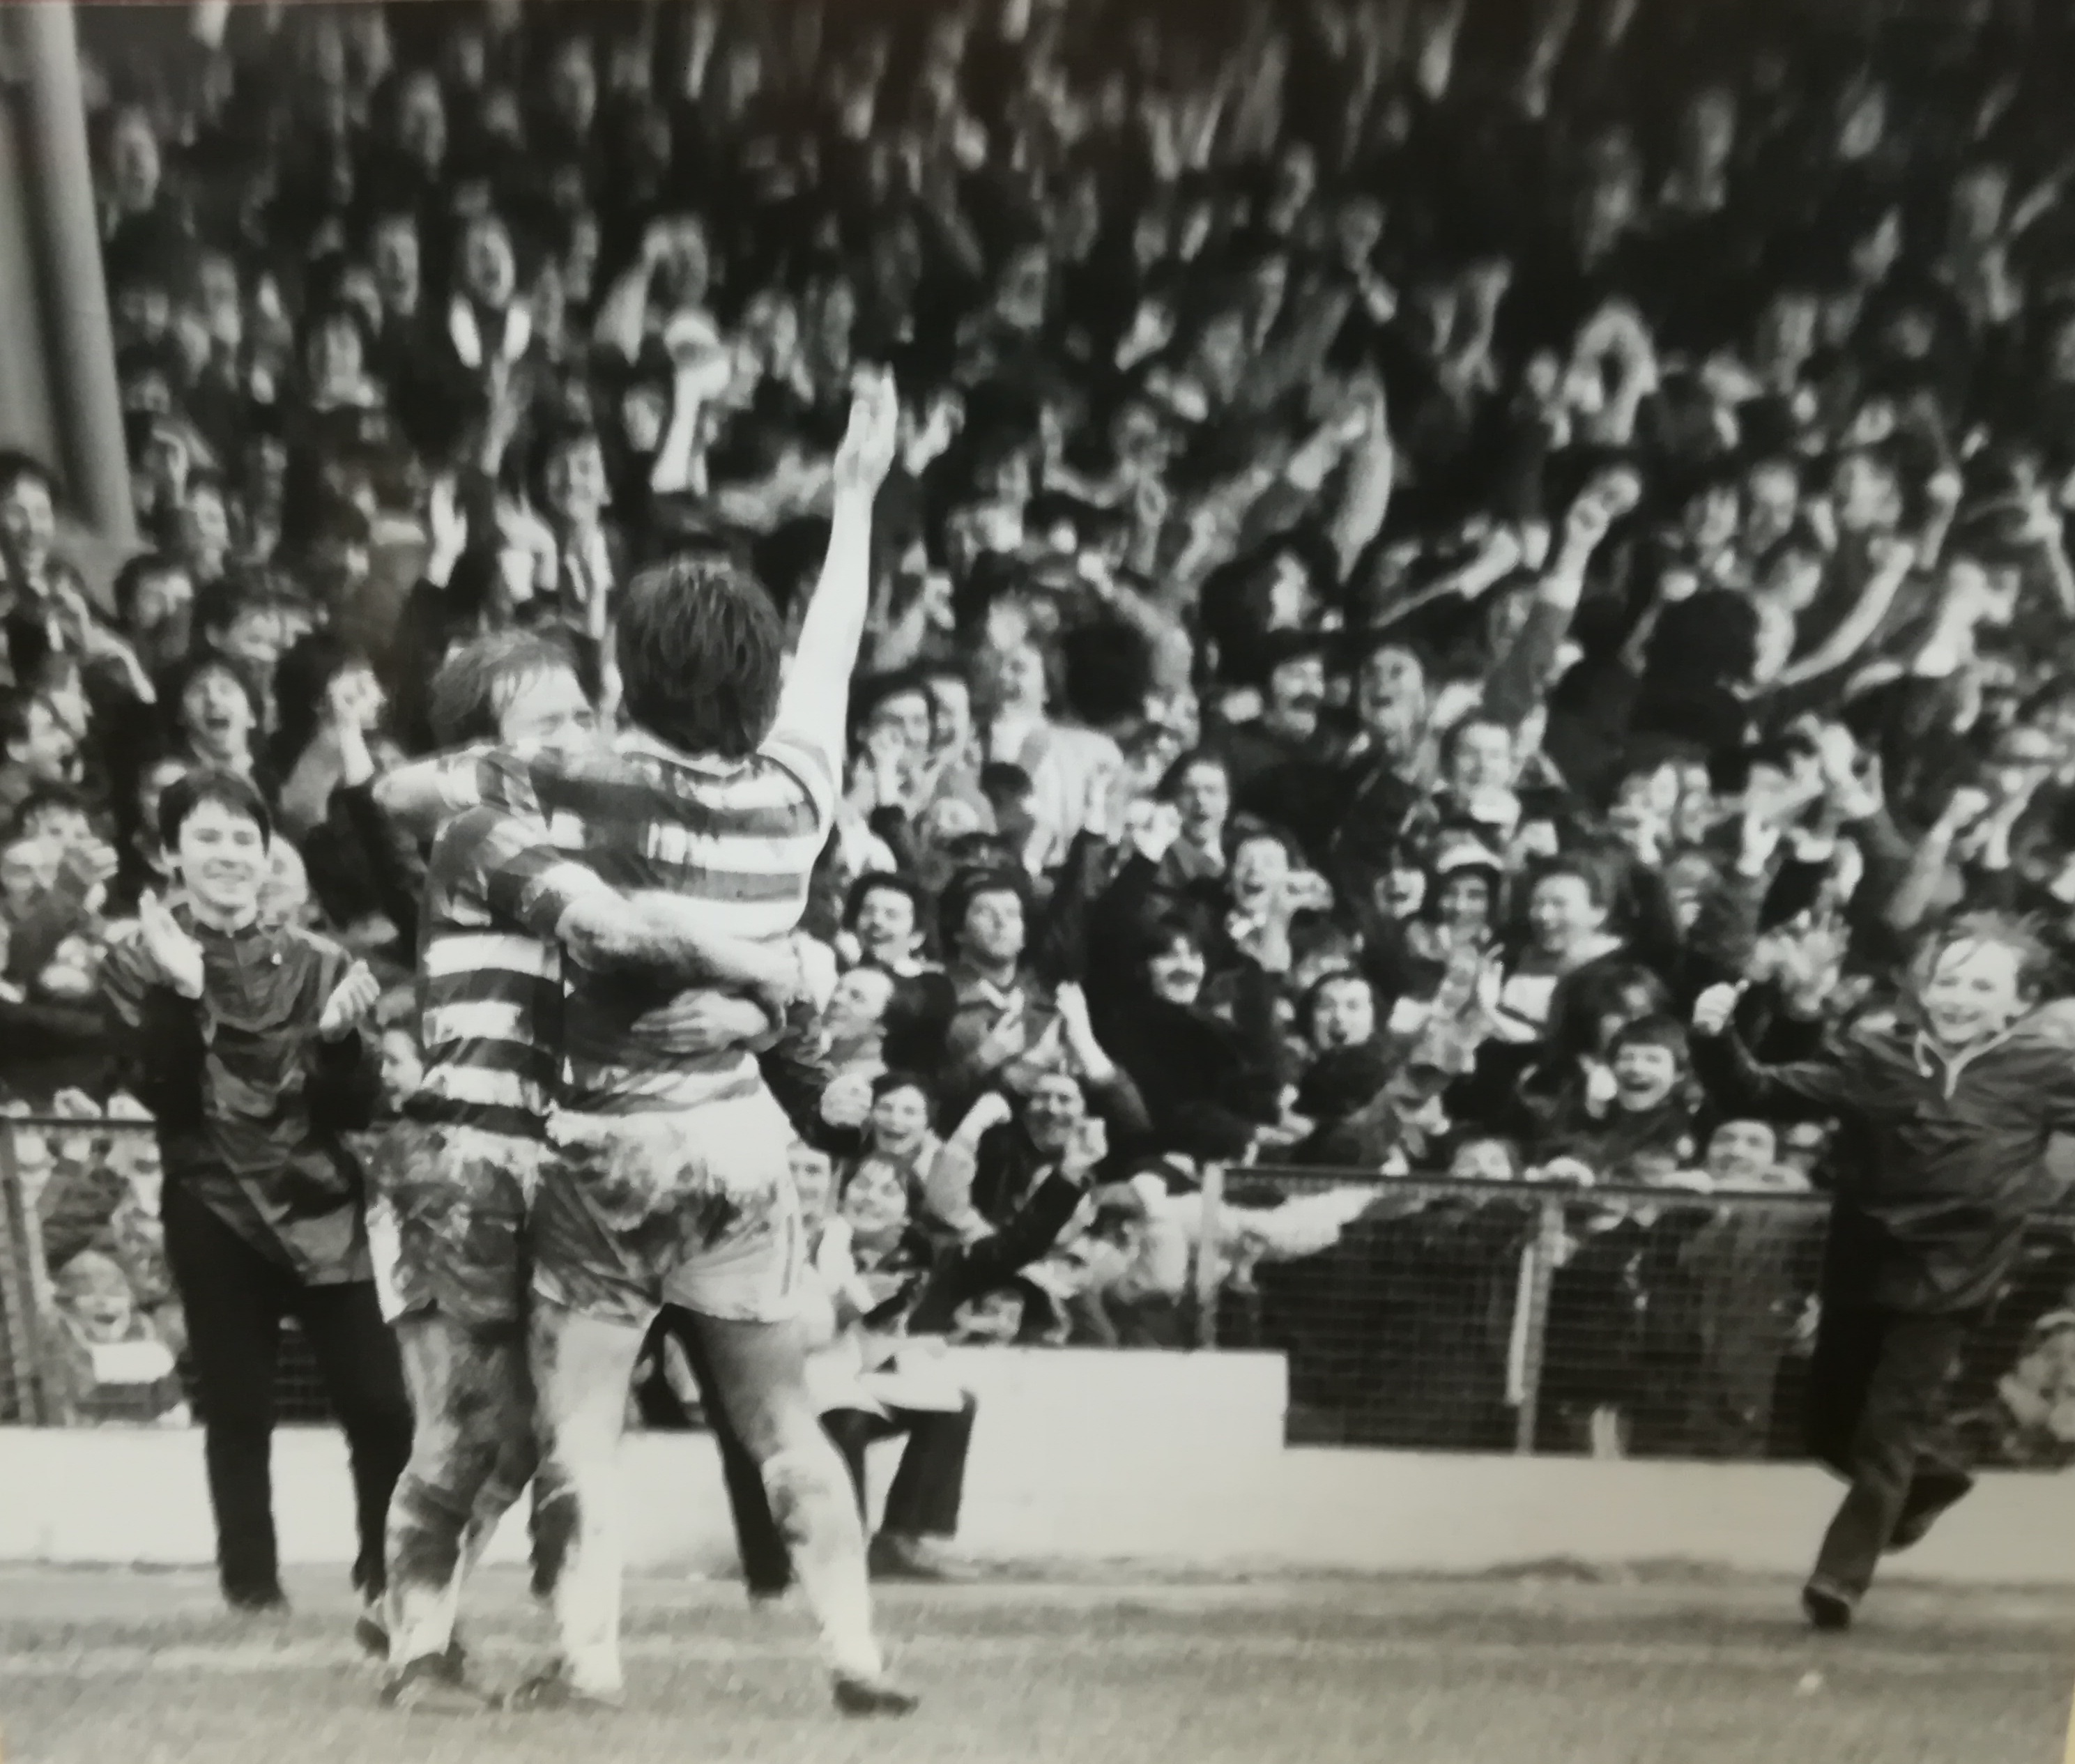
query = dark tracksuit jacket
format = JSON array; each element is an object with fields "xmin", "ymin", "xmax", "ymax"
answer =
[
  {"xmin": 98, "ymin": 903, "xmax": 406, "ymax": 1600},
  {"xmin": 1691, "ymin": 1004, "xmax": 2075, "ymax": 1596},
  {"xmin": 1690, "ymin": 1008, "xmax": 2075, "ymax": 1317},
  {"xmin": 99, "ymin": 906, "xmax": 381, "ymax": 1282}
]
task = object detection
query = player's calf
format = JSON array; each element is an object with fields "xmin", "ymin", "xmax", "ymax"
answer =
[
  {"xmin": 760, "ymin": 1441, "xmax": 919, "ymax": 1717},
  {"xmin": 521, "ymin": 1300, "xmax": 648, "ymax": 1704},
  {"xmin": 383, "ymin": 1317, "xmax": 523, "ymax": 1682}
]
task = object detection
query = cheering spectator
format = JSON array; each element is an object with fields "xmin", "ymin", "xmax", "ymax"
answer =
[
  {"xmin": 98, "ymin": 769, "xmax": 404, "ymax": 1628},
  {"xmin": 0, "ymin": 0, "xmax": 2056, "ymax": 1528}
]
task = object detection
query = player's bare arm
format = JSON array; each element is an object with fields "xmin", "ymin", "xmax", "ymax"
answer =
[
  {"xmin": 456, "ymin": 806, "xmax": 805, "ymax": 1024},
  {"xmin": 374, "ymin": 744, "xmax": 493, "ymax": 835},
  {"xmin": 767, "ymin": 367, "xmax": 901, "ymax": 788},
  {"xmin": 556, "ymin": 890, "xmax": 809, "ymax": 1022}
]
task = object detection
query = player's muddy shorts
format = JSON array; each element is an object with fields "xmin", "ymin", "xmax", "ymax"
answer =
[
  {"xmin": 365, "ymin": 1120, "xmax": 544, "ymax": 1330},
  {"xmin": 530, "ymin": 1086, "xmax": 803, "ymax": 1330}
]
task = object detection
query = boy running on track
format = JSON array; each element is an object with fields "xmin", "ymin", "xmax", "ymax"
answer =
[
  {"xmin": 376, "ymin": 368, "xmax": 909, "ymax": 1715},
  {"xmin": 1690, "ymin": 913, "xmax": 2075, "ymax": 1632}
]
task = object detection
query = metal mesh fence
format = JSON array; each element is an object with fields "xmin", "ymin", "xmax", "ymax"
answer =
[
  {"xmin": 0, "ymin": 1128, "xmax": 59, "ymax": 1424},
  {"xmin": 3, "ymin": 1115, "xmax": 332, "ymax": 1427},
  {"xmin": 1215, "ymin": 1171, "xmax": 1828, "ymax": 1455},
  {"xmin": 5, "ymin": 1117, "xmax": 2075, "ymax": 1469},
  {"xmin": 1213, "ymin": 1171, "xmax": 1554, "ymax": 1452},
  {"xmin": 1220, "ymin": 1169, "xmax": 2075, "ymax": 1465}
]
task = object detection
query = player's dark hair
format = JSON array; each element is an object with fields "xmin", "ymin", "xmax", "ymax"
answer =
[
  {"xmin": 158, "ymin": 765, "xmax": 271, "ymax": 851},
  {"xmin": 614, "ymin": 553, "xmax": 784, "ymax": 760}
]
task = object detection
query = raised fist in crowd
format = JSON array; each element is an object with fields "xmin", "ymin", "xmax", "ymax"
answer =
[{"xmin": 1691, "ymin": 984, "xmax": 1742, "ymax": 1040}]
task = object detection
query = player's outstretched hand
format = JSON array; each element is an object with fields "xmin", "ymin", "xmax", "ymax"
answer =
[{"xmin": 834, "ymin": 366, "xmax": 901, "ymax": 499}]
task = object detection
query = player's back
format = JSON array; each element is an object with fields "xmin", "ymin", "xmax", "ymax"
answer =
[
  {"xmin": 413, "ymin": 807, "xmax": 564, "ymax": 1140},
  {"xmin": 476, "ymin": 729, "xmax": 829, "ymax": 1116}
]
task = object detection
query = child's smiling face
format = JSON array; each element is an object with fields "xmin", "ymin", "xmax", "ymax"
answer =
[
  {"xmin": 1706, "ymin": 1120, "xmax": 1779, "ymax": 1188},
  {"xmin": 1611, "ymin": 1041, "xmax": 1680, "ymax": 1111},
  {"xmin": 1918, "ymin": 938, "xmax": 2028, "ymax": 1048},
  {"xmin": 841, "ymin": 1162, "xmax": 910, "ymax": 1240},
  {"xmin": 56, "ymin": 1254, "xmax": 136, "ymax": 1345},
  {"xmin": 1450, "ymin": 1140, "xmax": 1517, "ymax": 1184},
  {"xmin": 868, "ymin": 1084, "xmax": 932, "ymax": 1156}
]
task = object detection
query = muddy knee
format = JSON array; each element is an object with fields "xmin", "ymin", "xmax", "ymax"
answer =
[
  {"xmin": 760, "ymin": 1448, "xmax": 852, "ymax": 1544},
  {"xmin": 390, "ymin": 1475, "xmax": 481, "ymax": 1589},
  {"xmin": 473, "ymin": 1430, "xmax": 538, "ymax": 1527}
]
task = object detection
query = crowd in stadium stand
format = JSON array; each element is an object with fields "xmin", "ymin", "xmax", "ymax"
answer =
[{"xmin": 7, "ymin": 0, "xmax": 2075, "ymax": 1462}]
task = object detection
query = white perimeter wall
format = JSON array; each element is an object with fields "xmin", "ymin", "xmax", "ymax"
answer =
[{"xmin": 1, "ymin": 1349, "xmax": 2070, "ymax": 1586}]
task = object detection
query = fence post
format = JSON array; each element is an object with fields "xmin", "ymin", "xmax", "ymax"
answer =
[
  {"xmin": 1194, "ymin": 1161, "xmax": 1226, "ymax": 1350},
  {"xmin": 1512, "ymin": 1195, "xmax": 1564, "ymax": 1455},
  {"xmin": 0, "ymin": 1115, "xmax": 53, "ymax": 1424}
]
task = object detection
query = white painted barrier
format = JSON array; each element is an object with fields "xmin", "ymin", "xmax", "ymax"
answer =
[{"xmin": 0, "ymin": 1348, "xmax": 2069, "ymax": 1586}]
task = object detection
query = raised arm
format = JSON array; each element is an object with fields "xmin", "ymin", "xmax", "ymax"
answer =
[
  {"xmin": 764, "ymin": 369, "xmax": 901, "ymax": 797},
  {"xmin": 925, "ymin": 1093, "xmax": 1016, "ymax": 1240},
  {"xmin": 908, "ymin": 1127, "xmax": 1102, "ymax": 1333},
  {"xmin": 1481, "ymin": 477, "xmax": 1626, "ymax": 728},
  {"xmin": 1773, "ymin": 536, "xmax": 1917, "ymax": 691},
  {"xmin": 1687, "ymin": 984, "xmax": 1860, "ymax": 1123}
]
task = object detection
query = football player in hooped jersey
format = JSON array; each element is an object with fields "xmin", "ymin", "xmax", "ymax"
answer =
[
  {"xmin": 378, "ymin": 369, "xmax": 911, "ymax": 1716},
  {"xmin": 369, "ymin": 628, "xmax": 816, "ymax": 1710}
]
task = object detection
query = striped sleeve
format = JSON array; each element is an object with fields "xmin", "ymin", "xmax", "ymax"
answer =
[
  {"xmin": 475, "ymin": 746, "xmax": 549, "ymax": 821},
  {"xmin": 404, "ymin": 743, "xmax": 493, "ymax": 817},
  {"xmin": 408, "ymin": 743, "xmax": 551, "ymax": 820},
  {"xmin": 459, "ymin": 808, "xmax": 616, "ymax": 942},
  {"xmin": 758, "ymin": 726, "xmax": 840, "ymax": 838}
]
